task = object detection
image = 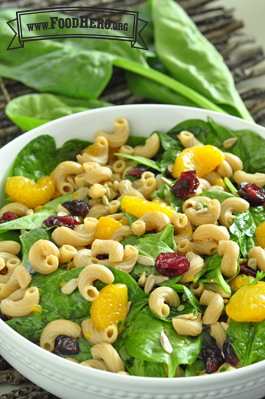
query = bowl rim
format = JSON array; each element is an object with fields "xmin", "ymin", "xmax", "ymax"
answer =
[{"xmin": 1, "ymin": 103, "xmax": 265, "ymax": 390}]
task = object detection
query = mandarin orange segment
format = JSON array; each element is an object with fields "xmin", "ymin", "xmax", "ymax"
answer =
[
  {"xmin": 90, "ymin": 284, "xmax": 128, "ymax": 332},
  {"xmin": 229, "ymin": 274, "xmax": 254, "ymax": 291},
  {"xmin": 255, "ymin": 221, "xmax": 265, "ymax": 249},
  {"xmin": 5, "ymin": 176, "xmax": 56, "ymax": 209},
  {"xmin": 172, "ymin": 145, "xmax": 225, "ymax": 178},
  {"xmin": 226, "ymin": 281, "xmax": 265, "ymax": 322},
  {"xmin": 95, "ymin": 217, "xmax": 123, "ymax": 240},
  {"xmin": 120, "ymin": 196, "xmax": 176, "ymax": 219}
]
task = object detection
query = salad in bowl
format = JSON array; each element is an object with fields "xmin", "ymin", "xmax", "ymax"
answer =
[{"xmin": 1, "ymin": 104, "xmax": 265, "ymax": 399}]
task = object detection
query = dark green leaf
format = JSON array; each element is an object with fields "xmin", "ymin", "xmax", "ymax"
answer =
[
  {"xmin": 0, "ymin": 210, "xmax": 55, "ymax": 235},
  {"xmin": 114, "ymin": 153, "xmax": 161, "ymax": 172}
]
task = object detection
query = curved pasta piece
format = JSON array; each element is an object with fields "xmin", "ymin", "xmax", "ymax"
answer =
[
  {"xmin": 133, "ymin": 133, "xmax": 160, "ymax": 159},
  {"xmin": 107, "ymin": 245, "xmax": 139, "ymax": 273},
  {"xmin": 78, "ymin": 264, "xmax": 114, "ymax": 301},
  {"xmin": 29, "ymin": 239, "xmax": 60, "ymax": 274},
  {"xmin": 248, "ymin": 246, "xmax": 265, "ymax": 271},
  {"xmin": 51, "ymin": 161, "xmax": 84, "ymax": 195},
  {"xmin": 193, "ymin": 224, "xmax": 230, "ymax": 242},
  {"xmin": 0, "ymin": 265, "xmax": 31, "ymax": 299},
  {"xmin": 76, "ymin": 136, "xmax": 109, "ymax": 166},
  {"xmin": 59, "ymin": 245, "xmax": 77, "ymax": 264},
  {"xmin": 149, "ymin": 287, "xmax": 180, "ymax": 318},
  {"xmin": 73, "ymin": 249, "xmax": 93, "ymax": 268},
  {"xmin": 82, "ymin": 318, "xmax": 118, "ymax": 345},
  {"xmin": 177, "ymin": 239, "xmax": 218, "ymax": 256},
  {"xmin": 91, "ymin": 342, "xmax": 125, "ymax": 373},
  {"xmin": 218, "ymin": 240, "xmax": 239, "ymax": 278},
  {"xmin": 91, "ymin": 239, "xmax": 123, "ymax": 263},
  {"xmin": 94, "ymin": 118, "xmax": 130, "ymax": 148},
  {"xmin": 200, "ymin": 290, "xmax": 224, "ymax": 325},
  {"xmin": 0, "ymin": 241, "xmax": 21, "ymax": 255},
  {"xmin": 177, "ymin": 131, "xmax": 203, "ymax": 148},
  {"xmin": 40, "ymin": 319, "xmax": 81, "ymax": 352},
  {"xmin": 80, "ymin": 359, "xmax": 109, "ymax": 371},
  {"xmin": 0, "ymin": 202, "xmax": 29, "ymax": 218},
  {"xmin": 183, "ymin": 196, "xmax": 221, "ymax": 226},
  {"xmin": 233, "ymin": 170, "xmax": 265, "ymax": 186},
  {"xmin": 132, "ymin": 211, "xmax": 170, "ymax": 233},
  {"xmin": 216, "ymin": 160, "xmax": 233, "ymax": 179},
  {"xmin": 224, "ymin": 152, "xmax": 243, "ymax": 171},
  {"xmin": 172, "ymin": 313, "xmax": 202, "ymax": 336},
  {"xmin": 52, "ymin": 217, "xmax": 98, "ymax": 247},
  {"xmin": 179, "ymin": 251, "xmax": 204, "ymax": 283},
  {"xmin": 219, "ymin": 197, "xmax": 249, "ymax": 228},
  {"xmin": 1, "ymin": 286, "xmax": 39, "ymax": 318}
]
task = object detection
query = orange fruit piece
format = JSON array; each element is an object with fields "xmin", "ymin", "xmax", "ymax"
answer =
[
  {"xmin": 255, "ymin": 221, "xmax": 265, "ymax": 249},
  {"xmin": 120, "ymin": 196, "xmax": 176, "ymax": 219},
  {"xmin": 95, "ymin": 217, "xmax": 123, "ymax": 240},
  {"xmin": 90, "ymin": 284, "xmax": 128, "ymax": 332},
  {"xmin": 172, "ymin": 145, "xmax": 225, "ymax": 178},
  {"xmin": 226, "ymin": 281, "xmax": 265, "ymax": 322},
  {"xmin": 5, "ymin": 176, "xmax": 56, "ymax": 209},
  {"xmin": 229, "ymin": 274, "xmax": 254, "ymax": 291}
]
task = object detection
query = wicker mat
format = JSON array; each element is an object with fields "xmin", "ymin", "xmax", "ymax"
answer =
[{"xmin": 0, "ymin": 0, "xmax": 265, "ymax": 397}]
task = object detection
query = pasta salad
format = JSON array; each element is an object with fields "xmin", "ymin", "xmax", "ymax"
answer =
[{"xmin": 1, "ymin": 116, "xmax": 265, "ymax": 378}]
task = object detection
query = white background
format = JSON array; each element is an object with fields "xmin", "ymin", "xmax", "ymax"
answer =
[{"xmin": 1, "ymin": 0, "xmax": 265, "ymax": 396}]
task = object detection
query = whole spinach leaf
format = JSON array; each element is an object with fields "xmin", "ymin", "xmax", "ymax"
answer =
[
  {"xmin": 229, "ymin": 210, "xmax": 257, "ymax": 258},
  {"xmin": 227, "ymin": 319, "xmax": 265, "ymax": 367},
  {"xmin": 124, "ymin": 306, "xmax": 202, "ymax": 378},
  {"xmin": 152, "ymin": 0, "xmax": 253, "ymax": 121},
  {"xmin": 5, "ymin": 93, "xmax": 112, "ymax": 131}
]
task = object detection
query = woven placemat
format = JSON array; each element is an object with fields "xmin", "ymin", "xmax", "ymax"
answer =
[{"xmin": 0, "ymin": 0, "xmax": 265, "ymax": 397}]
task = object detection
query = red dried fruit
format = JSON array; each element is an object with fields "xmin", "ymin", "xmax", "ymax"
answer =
[
  {"xmin": 165, "ymin": 165, "xmax": 174, "ymax": 180},
  {"xmin": 0, "ymin": 212, "xmax": 18, "ymax": 224},
  {"xmin": 239, "ymin": 261, "xmax": 257, "ymax": 278},
  {"xmin": 62, "ymin": 200, "xmax": 90, "ymax": 217},
  {"xmin": 127, "ymin": 165, "xmax": 148, "ymax": 178},
  {"xmin": 237, "ymin": 183, "xmax": 265, "ymax": 207},
  {"xmin": 43, "ymin": 216, "xmax": 80, "ymax": 229},
  {"xmin": 172, "ymin": 170, "xmax": 199, "ymax": 199},
  {"xmin": 155, "ymin": 252, "xmax": 190, "ymax": 277},
  {"xmin": 0, "ymin": 311, "xmax": 8, "ymax": 322},
  {"xmin": 54, "ymin": 335, "xmax": 79, "ymax": 355},
  {"xmin": 223, "ymin": 339, "xmax": 239, "ymax": 367},
  {"xmin": 201, "ymin": 345, "xmax": 225, "ymax": 374}
]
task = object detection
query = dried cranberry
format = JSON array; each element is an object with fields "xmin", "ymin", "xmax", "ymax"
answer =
[
  {"xmin": 155, "ymin": 252, "xmax": 190, "ymax": 277},
  {"xmin": 165, "ymin": 165, "xmax": 174, "ymax": 180},
  {"xmin": 54, "ymin": 335, "xmax": 79, "ymax": 355},
  {"xmin": 239, "ymin": 261, "xmax": 257, "ymax": 278},
  {"xmin": 223, "ymin": 339, "xmax": 239, "ymax": 367},
  {"xmin": 0, "ymin": 212, "xmax": 18, "ymax": 224},
  {"xmin": 127, "ymin": 165, "xmax": 148, "ymax": 178},
  {"xmin": 201, "ymin": 345, "xmax": 225, "ymax": 373},
  {"xmin": 172, "ymin": 170, "xmax": 199, "ymax": 199},
  {"xmin": 62, "ymin": 200, "xmax": 90, "ymax": 217},
  {"xmin": 237, "ymin": 183, "xmax": 265, "ymax": 207},
  {"xmin": 0, "ymin": 311, "xmax": 8, "ymax": 321},
  {"xmin": 43, "ymin": 216, "xmax": 80, "ymax": 229}
]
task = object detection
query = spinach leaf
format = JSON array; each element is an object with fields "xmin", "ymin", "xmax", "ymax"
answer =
[
  {"xmin": 124, "ymin": 213, "xmax": 138, "ymax": 228},
  {"xmin": 136, "ymin": 236, "xmax": 174, "ymax": 261},
  {"xmin": 171, "ymin": 284, "xmax": 204, "ymax": 314},
  {"xmin": 114, "ymin": 153, "xmax": 161, "ymax": 172},
  {"xmin": 142, "ymin": 224, "xmax": 175, "ymax": 250},
  {"xmin": 5, "ymin": 93, "xmax": 112, "ymax": 131},
  {"xmin": 152, "ymin": 0, "xmax": 253, "ymax": 121},
  {"xmin": 185, "ymin": 360, "xmax": 204, "ymax": 377},
  {"xmin": 200, "ymin": 190, "xmax": 235, "ymax": 203},
  {"xmin": 230, "ymin": 210, "xmax": 257, "ymax": 258},
  {"xmin": 250, "ymin": 206, "xmax": 265, "ymax": 228},
  {"xmin": 0, "ymin": 230, "xmax": 20, "ymax": 243},
  {"xmin": 154, "ymin": 184, "xmax": 184, "ymax": 213},
  {"xmin": 20, "ymin": 227, "xmax": 52, "ymax": 274},
  {"xmin": 0, "ymin": 210, "xmax": 55, "ymax": 235},
  {"xmin": 42, "ymin": 192, "xmax": 78, "ymax": 211},
  {"xmin": 227, "ymin": 319, "xmax": 265, "ymax": 367},
  {"xmin": 124, "ymin": 306, "xmax": 202, "ymax": 377}
]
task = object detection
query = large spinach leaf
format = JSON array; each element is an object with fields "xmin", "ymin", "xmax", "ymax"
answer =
[
  {"xmin": 124, "ymin": 306, "xmax": 202, "ymax": 378},
  {"xmin": 152, "ymin": 0, "xmax": 252, "ymax": 121},
  {"xmin": 229, "ymin": 210, "xmax": 257, "ymax": 258},
  {"xmin": 227, "ymin": 319, "xmax": 265, "ymax": 367},
  {"xmin": 5, "ymin": 93, "xmax": 112, "ymax": 131},
  {"xmin": 0, "ymin": 210, "xmax": 55, "ymax": 235}
]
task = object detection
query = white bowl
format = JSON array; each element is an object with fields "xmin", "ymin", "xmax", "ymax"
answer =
[{"xmin": 1, "ymin": 104, "xmax": 265, "ymax": 399}]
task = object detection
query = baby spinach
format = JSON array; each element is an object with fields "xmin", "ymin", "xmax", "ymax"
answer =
[
  {"xmin": 136, "ymin": 236, "xmax": 174, "ymax": 261},
  {"xmin": 114, "ymin": 152, "xmax": 161, "ymax": 172},
  {"xmin": 123, "ymin": 306, "xmax": 202, "ymax": 378},
  {"xmin": 5, "ymin": 93, "xmax": 112, "ymax": 131},
  {"xmin": 151, "ymin": 0, "xmax": 253, "ymax": 121},
  {"xmin": 154, "ymin": 183, "xmax": 184, "ymax": 213},
  {"xmin": 227, "ymin": 319, "xmax": 265, "ymax": 367},
  {"xmin": 200, "ymin": 190, "xmax": 235, "ymax": 203},
  {"xmin": 230, "ymin": 210, "xmax": 257, "ymax": 258},
  {"xmin": 185, "ymin": 360, "xmax": 205, "ymax": 377},
  {"xmin": 0, "ymin": 230, "xmax": 20, "ymax": 243}
]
